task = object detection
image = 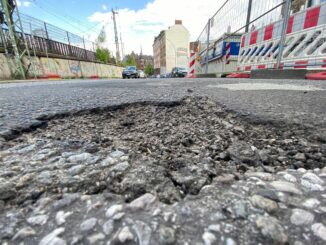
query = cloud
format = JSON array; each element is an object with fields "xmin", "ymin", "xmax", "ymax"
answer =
[
  {"xmin": 88, "ymin": 0, "xmax": 283, "ymax": 57},
  {"xmin": 88, "ymin": 0, "xmax": 222, "ymax": 56},
  {"xmin": 102, "ymin": 4, "xmax": 107, "ymax": 11},
  {"xmin": 17, "ymin": 1, "xmax": 32, "ymax": 7},
  {"xmin": 23, "ymin": 1, "xmax": 31, "ymax": 7}
]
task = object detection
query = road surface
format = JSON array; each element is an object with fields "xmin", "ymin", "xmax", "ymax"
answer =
[
  {"xmin": 0, "ymin": 78, "xmax": 325, "ymax": 244},
  {"xmin": 1, "ymin": 78, "xmax": 325, "ymax": 140}
]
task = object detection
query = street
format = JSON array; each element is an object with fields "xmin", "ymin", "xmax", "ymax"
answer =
[
  {"xmin": 1, "ymin": 78, "xmax": 325, "ymax": 140},
  {"xmin": 1, "ymin": 0, "xmax": 326, "ymax": 243},
  {"xmin": 0, "ymin": 78, "xmax": 326, "ymax": 244}
]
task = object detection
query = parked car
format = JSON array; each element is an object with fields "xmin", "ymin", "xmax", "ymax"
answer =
[
  {"xmin": 122, "ymin": 66, "xmax": 139, "ymax": 79},
  {"xmin": 138, "ymin": 70, "xmax": 146, "ymax": 78},
  {"xmin": 161, "ymin": 73, "xmax": 170, "ymax": 78},
  {"xmin": 171, "ymin": 67, "xmax": 188, "ymax": 78}
]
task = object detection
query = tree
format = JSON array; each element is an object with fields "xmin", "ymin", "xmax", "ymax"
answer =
[
  {"xmin": 123, "ymin": 55, "xmax": 137, "ymax": 67},
  {"xmin": 95, "ymin": 47, "xmax": 111, "ymax": 64},
  {"xmin": 96, "ymin": 26, "xmax": 106, "ymax": 47},
  {"xmin": 94, "ymin": 26, "xmax": 112, "ymax": 64},
  {"xmin": 144, "ymin": 63, "xmax": 154, "ymax": 76}
]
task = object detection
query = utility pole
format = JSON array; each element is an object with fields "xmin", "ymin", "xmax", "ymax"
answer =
[
  {"xmin": 112, "ymin": 9, "xmax": 121, "ymax": 62},
  {"xmin": 245, "ymin": 0, "xmax": 253, "ymax": 33},
  {"xmin": 276, "ymin": 0, "xmax": 292, "ymax": 69},
  {"xmin": 0, "ymin": 0, "xmax": 35, "ymax": 79},
  {"xmin": 120, "ymin": 32, "xmax": 124, "ymax": 60},
  {"xmin": 204, "ymin": 18, "xmax": 211, "ymax": 74}
]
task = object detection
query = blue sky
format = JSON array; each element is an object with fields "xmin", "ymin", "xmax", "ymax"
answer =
[
  {"xmin": 20, "ymin": 0, "xmax": 153, "ymax": 36},
  {"xmin": 19, "ymin": 0, "xmax": 217, "ymax": 55},
  {"xmin": 23, "ymin": 0, "xmax": 152, "ymax": 18},
  {"xmin": 17, "ymin": 0, "xmax": 291, "ymax": 56}
]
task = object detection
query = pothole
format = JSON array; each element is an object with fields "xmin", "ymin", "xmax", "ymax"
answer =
[{"xmin": 1, "ymin": 97, "xmax": 325, "ymax": 205}]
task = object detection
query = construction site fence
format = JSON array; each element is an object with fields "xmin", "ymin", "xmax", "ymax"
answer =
[
  {"xmin": 195, "ymin": 0, "xmax": 312, "ymax": 73},
  {"xmin": 237, "ymin": 2, "xmax": 326, "ymax": 72}
]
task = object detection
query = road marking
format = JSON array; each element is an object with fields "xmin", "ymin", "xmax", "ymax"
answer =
[{"xmin": 208, "ymin": 83, "xmax": 325, "ymax": 91}]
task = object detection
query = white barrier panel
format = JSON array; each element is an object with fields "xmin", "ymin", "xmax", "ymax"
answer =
[
  {"xmin": 195, "ymin": 34, "xmax": 241, "ymax": 75},
  {"xmin": 238, "ymin": 3, "xmax": 326, "ymax": 71}
]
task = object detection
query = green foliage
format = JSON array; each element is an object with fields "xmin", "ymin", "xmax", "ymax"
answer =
[
  {"xmin": 95, "ymin": 47, "xmax": 111, "ymax": 64},
  {"xmin": 144, "ymin": 63, "xmax": 154, "ymax": 76},
  {"xmin": 116, "ymin": 61, "xmax": 124, "ymax": 66},
  {"xmin": 123, "ymin": 55, "xmax": 137, "ymax": 67},
  {"xmin": 96, "ymin": 26, "xmax": 106, "ymax": 46},
  {"xmin": 94, "ymin": 26, "xmax": 114, "ymax": 64},
  {"xmin": 109, "ymin": 57, "xmax": 117, "ymax": 65}
]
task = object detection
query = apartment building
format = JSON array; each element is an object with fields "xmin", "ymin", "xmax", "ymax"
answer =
[{"xmin": 153, "ymin": 20, "xmax": 190, "ymax": 75}]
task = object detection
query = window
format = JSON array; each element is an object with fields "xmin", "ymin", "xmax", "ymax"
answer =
[{"xmin": 308, "ymin": 0, "xmax": 326, "ymax": 7}]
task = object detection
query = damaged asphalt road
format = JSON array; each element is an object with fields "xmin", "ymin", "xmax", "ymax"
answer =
[
  {"xmin": 0, "ymin": 78, "xmax": 325, "ymax": 141},
  {"xmin": 0, "ymin": 78, "xmax": 326, "ymax": 244}
]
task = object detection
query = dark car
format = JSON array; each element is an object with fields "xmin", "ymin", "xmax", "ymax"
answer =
[
  {"xmin": 122, "ymin": 66, "xmax": 139, "ymax": 79},
  {"xmin": 171, "ymin": 67, "xmax": 188, "ymax": 78}
]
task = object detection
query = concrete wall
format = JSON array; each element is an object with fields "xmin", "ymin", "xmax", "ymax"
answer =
[{"xmin": 0, "ymin": 54, "xmax": 124, "ymax": 80}]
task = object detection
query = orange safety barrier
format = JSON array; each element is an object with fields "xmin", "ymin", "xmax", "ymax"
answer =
[
  {"xmin": 306, "ymin": 72, "xmax": 326, "ymax": 80},
  {"xmin": 226, "ymin": 73, "xmax": 250, "ymax": 78}
]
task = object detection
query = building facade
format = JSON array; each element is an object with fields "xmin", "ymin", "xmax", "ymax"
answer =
[
  {"xmin": 306, "ymin": 0, "xmax": 326, "ymax": 8},
  {"xmin": 283, "ymin": 0, "xmax": 326, "ymax": 14},
  {"xmin": 153, "ymin": 20, "xmax": 190, "ymax": 75},
  {"xmin": 292, "ymin": 0, "xmax": 309, "ymax": 12},
  {"xmin": 137, "ymin": 54, "xmax": 153, "ymax": 70}
]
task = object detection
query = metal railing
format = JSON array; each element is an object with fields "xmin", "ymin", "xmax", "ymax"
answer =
[{"xmin": 0, "ymin": 12, "xmax": 96, "ymax": 61}]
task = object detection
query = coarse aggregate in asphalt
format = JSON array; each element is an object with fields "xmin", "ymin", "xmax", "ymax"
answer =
[{"xmin": 0, "ymin": 94, "xmax": 325, "ymax": 244}]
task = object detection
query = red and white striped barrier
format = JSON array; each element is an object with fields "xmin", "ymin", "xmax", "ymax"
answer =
[
  {"xmin": 225, "ymin": 43, "xmax": 231, "ymax": 65},
  {"xmin": 188, "ymin": 51, "xmax": 196, "ymax": 78},
  {"xmin": 237, "ymin": 3, "xmax": 326, "ymax": 71}
]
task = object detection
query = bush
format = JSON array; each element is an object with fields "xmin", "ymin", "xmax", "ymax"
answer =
[
  {"xmin": 144, "ymin": 64, "xmax": 154, "ymax": 76},
  {"xmin": 95, "ymin": 48, "xmax": 111, "ymax": 64},
  {"xmin": 123, "ymin": 56, "xmax": 137, "ymax": 67}
]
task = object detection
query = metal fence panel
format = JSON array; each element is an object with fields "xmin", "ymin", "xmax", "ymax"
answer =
[
  {"xmin": 19, "ymin": 13, "xmax": 94, "ymax": 51},
  {"xmin": 237, "ymin": 1, "xmax": 326, "ymax": 72},
  {"xmin": 195, "ymin": 0, "xmax": 287, "ymax": 74}
]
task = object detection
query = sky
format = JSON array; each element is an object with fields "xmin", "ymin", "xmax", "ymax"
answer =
[{"xmin": 18, "ymin": 0, "xmax": 223, "ymax": 56}]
